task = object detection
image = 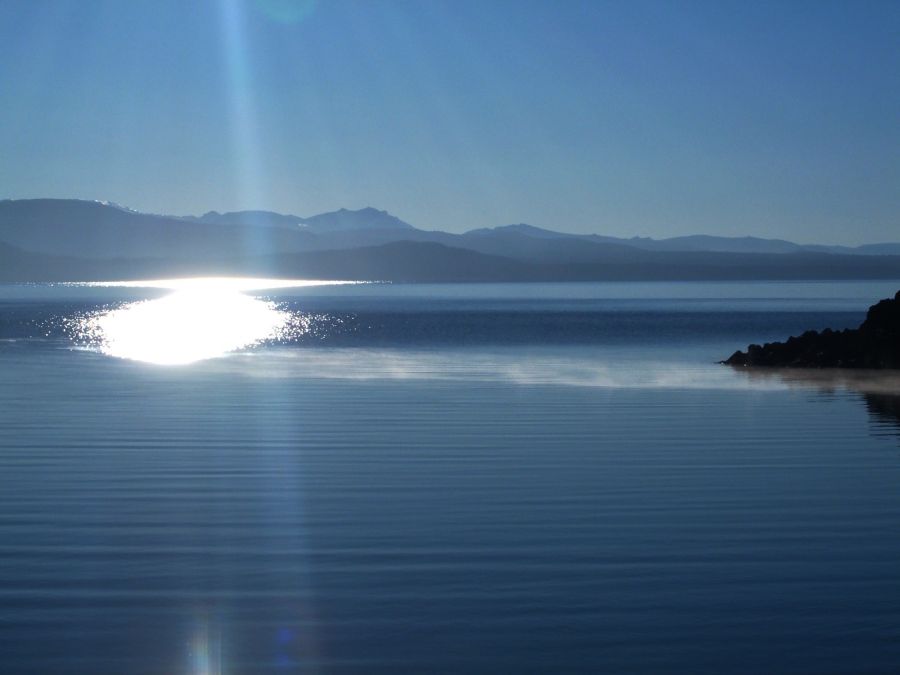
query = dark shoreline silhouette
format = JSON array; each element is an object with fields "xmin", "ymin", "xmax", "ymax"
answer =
[{"xmin": 724, "ymin": 291, "xmax": 900, "ymax": 369}]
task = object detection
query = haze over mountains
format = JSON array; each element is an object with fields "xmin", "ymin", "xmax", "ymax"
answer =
[{"xmin": 2, "ymin": 198, "xmax": 900, "ymax": 282}]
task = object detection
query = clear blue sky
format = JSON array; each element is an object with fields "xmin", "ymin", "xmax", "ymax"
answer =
[{"xmin": 0, "ymin": 0, "xmax": 897, "ymax": 243}]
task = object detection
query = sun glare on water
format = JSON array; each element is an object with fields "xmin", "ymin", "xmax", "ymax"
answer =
[{"xmin": 76, "ymin": 277, "xmax": 358, "ymax": 365}]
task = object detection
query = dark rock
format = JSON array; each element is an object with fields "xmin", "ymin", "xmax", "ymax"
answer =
[{"xmin": 723, "ymin": 290, "xmax": 900, "ymax": 369}]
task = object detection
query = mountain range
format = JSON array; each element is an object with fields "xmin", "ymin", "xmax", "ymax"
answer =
[{"xmin": 1, "ymin": 198, "xmax": 899, "ymax": 282}]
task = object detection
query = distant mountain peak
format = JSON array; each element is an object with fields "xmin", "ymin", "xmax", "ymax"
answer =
[
  {"xmin": 190, "ymin": 206, "xmax": 414, "ymax": 232},
  {"xmin": 299, "ymin": 207, "xmax": 414, "ymax": 232},
  {"xmin": 466, "ymin": 223, "xmax": 580, "ymax": 240},
  {"xmin": 94, "ymin": 200, "xmax": 137, "ymax": 213},
  {"xmin": 191, "ymin": 210, "xmax": 304, "ymax": 229}
]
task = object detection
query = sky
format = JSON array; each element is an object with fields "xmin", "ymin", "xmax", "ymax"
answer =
[{"xmin": 0, "ymin": 0, "xmax": 897, "ymax": 244}]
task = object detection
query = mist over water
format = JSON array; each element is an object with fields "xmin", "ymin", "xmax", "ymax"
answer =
[{"xmin": 1, "ymin": 280, "xmax": 900, "ymax": 674}]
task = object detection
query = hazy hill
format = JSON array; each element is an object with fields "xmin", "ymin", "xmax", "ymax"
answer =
[
  {"xmin": 186, "ymin": 210, "xmax": 303, "ymax": 229},
  {"xmin": 463, "ymin": 224, "xmax": 900, "ymax": 256},
  {"xmin": 5, "ymin": 239, "xmax": 900, "ymax": 284},
  {"xmin": 0, "ymin": 241, "xmax": 91, "ymax": 281},
  {"xmin": 299, "ymin": 207, "xmax": 414, "ymax": 232},
  {"xmin": 2, "ymin": 198, "xmax": 900, "ymax": 281},
  {"xmin": 191, "ymin": 206, "xmax": 414, "ymax": 233},
  {"xmin": 0, "ymin": 199, "xmax": 313, "ymax": 259}
]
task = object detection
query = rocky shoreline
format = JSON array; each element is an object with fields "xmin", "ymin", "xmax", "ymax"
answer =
[{"xmin": 723, "ymin": 290, "xmax": 900, "ymax": 369}]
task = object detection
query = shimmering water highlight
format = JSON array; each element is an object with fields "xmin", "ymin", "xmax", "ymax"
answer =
[{"xmin": 68, "ymin": 277, "xmax": 361, "ymax": 365}]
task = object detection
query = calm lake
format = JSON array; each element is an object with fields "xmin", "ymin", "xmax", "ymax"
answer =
[{"xmin": 1, "ymin": 280, "xmax": 899, "ymax": 674}]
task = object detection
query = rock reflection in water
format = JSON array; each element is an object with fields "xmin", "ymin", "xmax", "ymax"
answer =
[{"xmin": 733, "ymin": 367, "xmax": 900, "ymax": 432}]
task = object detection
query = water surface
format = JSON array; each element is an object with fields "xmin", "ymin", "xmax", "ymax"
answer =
[{"xmin": 1, "ymin": 281, "xmax": 899, "ymax": 674}]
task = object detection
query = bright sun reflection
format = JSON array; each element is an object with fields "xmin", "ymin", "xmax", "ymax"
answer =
[{"xmin": 75, "ymin": 277, "xmax": 359, "ymax": 365}]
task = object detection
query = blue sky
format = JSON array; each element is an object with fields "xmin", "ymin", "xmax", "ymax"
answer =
[{"xmin": 0, "ymin": 0, "xmax": 897, "ymax": 243}]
